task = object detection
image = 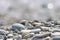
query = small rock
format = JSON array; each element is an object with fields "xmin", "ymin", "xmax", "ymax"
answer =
[
  {"xmin": 12, "ymin": 23, "xmax": 25, "ymax": 31},
  {"xmin": 45, "ymin": 36, "xmax": 50, "ymax": 40},
  {"xmin": 52, "ymin": 36, "xmax": 60, "ymax": 40},
  {"xmin": 0, "ymin": 35, "xmax": 5, "ymax": 40},
  {"xmin": 31, "ymin": 29, "xmax": 41, "ymax": 33},
  {"xmin": 6, "ymin": 33, "xmax": 13, "ymax": 40},
  {"xmin": 0, "ymin": 29, "xmax": 9, "ymax": 35},
  {"xmin": 32, "ymin": 32, "xmax": 51, "ymax": 40}
]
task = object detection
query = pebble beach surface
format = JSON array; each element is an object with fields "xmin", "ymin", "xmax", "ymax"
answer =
[{"xmin": 0, "ymin": 20, "xmax": 60, "ymax": 40}]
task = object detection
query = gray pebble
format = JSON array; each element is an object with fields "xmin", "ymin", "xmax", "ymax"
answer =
[{"xmin": 12, "ymin": 23, "xmax": 25, "ymax": 31}]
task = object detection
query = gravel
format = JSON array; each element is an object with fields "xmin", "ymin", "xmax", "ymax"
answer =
[{"xmin": 0, "ymin": 20, "xmax": 60, "ymax": 40}]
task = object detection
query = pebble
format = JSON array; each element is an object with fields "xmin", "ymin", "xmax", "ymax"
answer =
[
  {"xmin": 44, "ymin": 36, "xmax": 50, "ymax": 40},
  {"xmin": 31, "ymin": 29, "xmax": 41, "ymax": 33},
  {"xmin": 55, "ymin": 21, "xmax": 60, "ymax": 25},
  {"xmin": 44, "ymin": 22, "xmax": 53, "ymax": 27},
  {"xmin": 21, "ymin": 29, "xmax": 41, "ymax": 34},
  {"xmin": 31, "ymin": 32, "xmax": 51, "ymax": 40},
  {"xmin": 0, "ymin": 29, "xmax": 9, "ymax": 35},
  {"xmin": 52, "ymin": 37, "xmax": 60, "ymax": 40},
  {"xmin": 0, "ymin": 35, "xmax": 5, "ymax": 40},
  {"xmin": 12, "ymin": 23, "xmax": 25, "ymax": 31},
  {"xmin": 55, "ymin": 25, "xmax": 60, "ymax": 28},
  {"xmin": 20, "ymin": 20, "xmax": 27, "ymax": 25}
]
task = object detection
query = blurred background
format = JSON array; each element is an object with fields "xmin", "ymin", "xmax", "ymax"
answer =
[{"xmin": 0, "ymin": 0, "xmax": 60, "ymax": 25}]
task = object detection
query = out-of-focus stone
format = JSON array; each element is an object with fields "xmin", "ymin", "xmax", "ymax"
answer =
[
  {"xmin": 21, "ymin": 29, "xmax": 41, "ymax": 34},
  {"xmin": 0, "ymin": 35, "xmax": 5, "ymax": 40},
  {"xmin": 23, "ymin": 33, "xmax": 34, "ymax": 39},
  {"xmin": 32, "ymin": 32, "xmax": 51, "ymax": 40},
  {"xmin": 6, "ymin": 33, "xmax": 13, "ymax": 40},
  {"xmin": 12, "ymin": 23, "xmax": 25, "ymax": 31},
  {"xmin": 0, "ymin": 29, "xmax": 9, "ymax": 35},
  {"xmin": 51, "ymin": 32, "xmax": 60, "ymax": 40},
  {"xmin": 40, "ymin": 26, "xmax": 52, "ymax": 31},
  {"xmin": 20, "ymin": 20, "xmax": 27, "ymax": 25},
  {"xmin": 44, "ymin": 36, "xmax": 50, "ymax": 40},
  {"xmin": 31, "ymin": 29, "xmax": 41, "ymax": 33},
  {"xmin": 44, "ymin": 22, "xmax": 53, "ymax": 27}
]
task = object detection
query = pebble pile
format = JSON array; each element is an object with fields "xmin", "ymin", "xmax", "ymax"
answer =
[{"xmin": 0, "ymin": 20, "xmax": 60, "ymax": 40}]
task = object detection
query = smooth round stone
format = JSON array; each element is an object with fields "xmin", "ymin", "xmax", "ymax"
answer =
[
  {"xmin": 21, "ymin": 30, "xmax": 31, "ymax": 33},
  {"xmin": 51, "ymin": 32, "xmax": 60, "ymax": 40},
  {"xmin": 52, "ymin": 37, "xmax": 60, "ymax": 40},
  {"xmin": 21, "ymin": 30, "xmax": 31, "ymax": 37},
  {"xmin": 6, "ymin": 34, "xmax": 13, "ymax": 40},
  {"xmin": 21, "ymin": 30, "xmax": 35, "ymax": 37},
  {"xmin": 51, "ymin": 32, "xmax": 60, "ymax": 36},
  {"xmin": 54, "ymin": 25, "xmax": 60, "ymax": 28},
  {"xmin": 44, "ymin": 36, "xmax": 50, "ymax": 40},
  {"xmin": 32, "ymin": 22, "xmax": 42, "ymax": 26},
  {"xmin": 7, "ymin": 33, "xmax": 13, "ymax": 37},
  {"xmin": 44, "ymin": 22, "xmax": 52, "ymax": 27},
  {"xmin": 51, "ymin": 21, "xmax": 60, "ymax": 25},
  {"xmin": 23, "ymin": 33, "xmax": 34, "ymax": 39},
  {"xmin": 23, "ymin": 34, "xmax": 31, "ymax": 39},
  {"xmin": 29, "ymin": 33, "xmax": 35, "ymax": 36},
  {"xmin": 21, "ymin": 29, "xmax": 41, "ymax": 34},
  {"xmin": 13, "ymin": 35, "xmax": 22, "ymax": 40},
  {"xmin": 56, "ymin": 21, "xmax": 60, "ymax": 25},
  {"xmin": 31, "ymin": 35, "xmax": 44, "ymax": 40},
  {"xmin": 18, "ymin": 35, "xmax": 22, "ymax": 39},
  {"xmin": 12, "ymin": 23, "xmax": 25, "ymax": 31},
  {"xmin": 31, "ymin": 29, "xmax": 41, "ymax": 33},
  {"xmin": 40, "ymin": 26, "xmax": 52, "ymax": 31},
  {"xmin": 14, "ymin": 37, "xmax": 22, "ymax": 40},
  {"xmin": 0, "ymin": 29, "xmax": 9, "ymax": 35},
  {"xmin": 0, "ymin": 35, "xmax": 5, "ymax": 40},
  {"xmin": 25, "ymin": 23, "xmax": 34, "ymax": 29},
  {"xmin": 20, "ymin": 20, "xmax": 28, "ymax": 25},
  {"xmin": 52, "ymin": 28, "xmax": 60, "ymax": 32},
  {"xmin": 32, "ymin": 32, "xmax": 51, "ymax": 39}
]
